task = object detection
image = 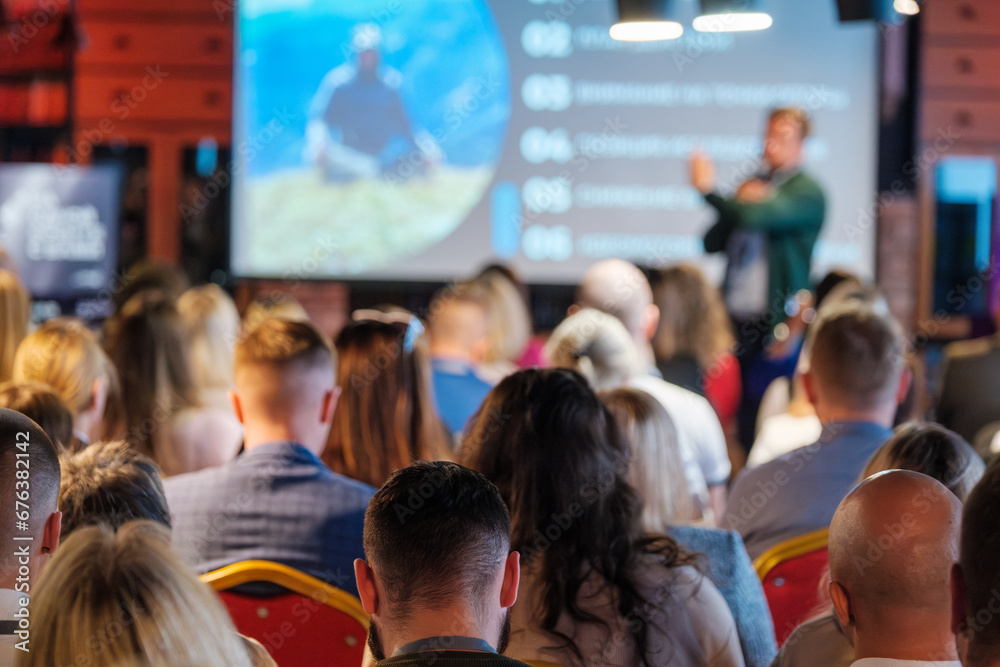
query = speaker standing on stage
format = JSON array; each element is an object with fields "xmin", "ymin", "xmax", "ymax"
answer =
[{"xmin": 690, "ymin": 107, "xmax": 826, "ymax": 328}]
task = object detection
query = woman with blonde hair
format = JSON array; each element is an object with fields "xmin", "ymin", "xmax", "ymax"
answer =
[
  {"xmin": 178, "ymin": 283, "xmax": 241, "ymax": 412},
  {"xmin": 472, "ymin": 266, "xmax": 534, "ymax": 383},
  {"xmin": 323, "ymin": 318, "xmax": 450, "ymax": 488},
  {"xmin": 0, "ymin": 268, "xmax": 29, "ymax": 383},
  {"xmin": 652, "ymin": 264, "xmax": 741, "ymax": 434},
  {"xmin": 544, "ymin": 308, "xmax": 644, "ymax": 392},
  {"xmin": 17, "ymin": 521, "xmax": 257, "ymax": 667},
  {"xmin": 13, "ymin": 317, "xmax": 118, "ymax": 449},
  {"xmin": 103, "ymin": 291, "xmax": 242, "ymax": 476},
  {"xmin": 601, "ymin": 387, "xmax": 776, "ymax": 667}
]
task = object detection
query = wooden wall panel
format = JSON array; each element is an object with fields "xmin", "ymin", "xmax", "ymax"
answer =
[{"xmin": 74, "ymin": 0, "xmax": 234, "ymax": 262}]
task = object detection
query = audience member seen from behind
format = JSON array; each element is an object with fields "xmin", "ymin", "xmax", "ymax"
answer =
[
  {"xmin": 0, "ymin": 383, "xmax": 73, "ymax": 452},
  {"xmin": 103, "ymin": 291, "xmax": 242, "ymax": 476},
  {"xmin": 12, "ymin": 317, "xmax": 118, "ymax": 450},
  {"xmin": 58, "ymin": 439, "xmax": 170, "ymax": 539},
  {"xmin": 427, "ymin": 283, "xmax": 494, "ymax": 438},
  {"xmin": 864, "ymin": 422, "xmax": 985, "ymax": 501},
  {"xmin": 472, "ymin": 266, "xmax": 533, "ymax": 384},
  {"xmin": 774, "ymin": 421, "xmax": 986, "ymax": 667},
  {"xmin": 15, "ymin": 522, "xmax": 255, "ymax": 667},
  {"xmin": 0, "ymin": 409, "xmax": 61, "ymax": 666},
  {"xmin": 953, "ymin": 458, "xmax": 1000, "ymax": 667},
  {"xmin": 546, "ymin": 308, "xmax": 724, "ymax": 525},
  {"xmin": 601, "ymin": 387, "xmax": 776, "ymax": 667},
  {"xmin": 545, "ymin": 308, "xmax": 645, "ymax": 392},
  {"xmin": 574, "ymin": 259, "xmax": 660, "ymax": 370},
  {"xmin": 109, "ymin": 260, "xmax": 189, "ymax": 314},
  {"xmin": 727, "ymin": 302, "xmax": 909, "ymax": 559},
  {"xmin": 462, "ymin": 368, "xmax": 743, "ymax": 666},
  {"xmin": 165, "ymin": 318, "xmax": 373, "ymax": 593},
  {"xmin": 355, "ymin": 461, "xmax": 527, "ymax": 665},
  {"xmin": 747, "ymin": 276, "xmax": 875, "ymax": 468},
  {"xmin": 828, "ymin": 470, "xmax": 962, "ymax": 666},
  {"xmin": 177, "ymin": 283, "xmax": 242, "ymax": 413},
  {"xmin": 573, "ymin": 259, "xmax": 733, "ymax": 523},
  {"xmin": 323, "ymin": 319, "xmax": 450, "ymax": 488},
  {"xmin": 0, "ymin": 269, "xmax": 29, "ymax": 384},
  {"xmin": 651, "ymin": 264, "xmax": 742, "ymax": 440},
  {"xmin": 242, "ymin": 293, "xmax": 312, "ymax": 334}
]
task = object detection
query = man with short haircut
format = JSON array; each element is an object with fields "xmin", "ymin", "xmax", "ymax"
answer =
[
  {"xmin": 829, "ymin": 470, "xmax": 961, "ymax": 666},
  {"xmin": 355, "ymin": 461, "xmax": 525, "ymax": 666},
  {"xmin": 952, "ymin": 459, "xmax": 1000, "ymax": 666},
  {"xmin": 0, "ymin": 409, "xmax": 61, "ymax": 665},
  {"xmin": 726, "ymin": 302, "xmax": 909, "ymax": 558},
  {"xmin": 58, "ymin": 439, "xmax": 170, "ymax": 538},
  {"xmin": 427, "ymin": 283, "xmax": 493, "ymax": 436},
  {"xmin": 575, "ymin": 258, "xmax": 731, "ymax": 522},
  {"xmin": 166, "ymin": 318, "xmax": 374, "ymax": 594}
]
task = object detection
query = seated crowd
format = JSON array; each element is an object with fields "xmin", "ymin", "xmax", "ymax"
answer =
[{"xmin": 3, "ymin": 258, "xmax": 1000, "ymax": 667}]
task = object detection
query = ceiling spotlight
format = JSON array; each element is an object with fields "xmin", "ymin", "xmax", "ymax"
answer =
[
  {"xmin": 893, "ymin": 0, "xmax": 919, "ymax": 15},
  {"xmin": 611, "ymin": 0, "xmax": 684, "ymax": 41},
  {"xmin": 693, "ymin": 0, "xmax": 773, "ymax": 32}
]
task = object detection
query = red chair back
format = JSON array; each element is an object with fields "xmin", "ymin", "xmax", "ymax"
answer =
[
  {"xmin": 202, "ymin": 560, "xmax": 368, "ymax": 666},
  {"xmin": 754, "ymin": 529, "xmax": 830, "ymax": 646}
]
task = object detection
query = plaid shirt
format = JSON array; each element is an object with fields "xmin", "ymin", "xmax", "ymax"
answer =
[{"xmin": 164, "ymin": 441, "xmax": 374, "ymax": 595}]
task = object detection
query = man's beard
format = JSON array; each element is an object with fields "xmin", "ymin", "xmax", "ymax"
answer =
[
  {"xmin": 368, "ymin": 618, "xmax": 387, "ymax": 662},
  {"xmin": 366, "ymin": 609, "xmax": 512, "ymax": 661},
  {"xmin": 496, "ymin": 608, "xmax": 512, "ymax": 654}
]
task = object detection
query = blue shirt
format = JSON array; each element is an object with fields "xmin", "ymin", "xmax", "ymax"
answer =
[
  {"xmin": 725, "ymin": 421, "xmax": 893, "ymax": 559},
  {"xmin": 431, "ymin": 358, "xmax": 493, "ymax": 436},
  {"xmin": 164, "ymin": 441, "xmax": 375, "ymax": 595}
]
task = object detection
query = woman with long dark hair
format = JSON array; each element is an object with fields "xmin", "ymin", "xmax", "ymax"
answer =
[
  {"xmin": 462, "ymin": 368, "xmax": 743, "ymax": 666},
  {"xmin": 323, "ymin": 318, "xmax": 451, "ymax": 488}
]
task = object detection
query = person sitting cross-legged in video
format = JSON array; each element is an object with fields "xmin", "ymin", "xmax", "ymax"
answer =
[{"xmin": 355, "ymin": 461, "xmax": 527, "ymax": 666}]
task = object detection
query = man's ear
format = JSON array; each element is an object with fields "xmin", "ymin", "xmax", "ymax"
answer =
[
  {"xmin": 471, "ymin": 335, "xmax": 491, "ymax": 365},
  {"xmin": 829, "ymin": 580, "xmax": 853, "ymax": 639},
  {"xmin": 500, "ymin": 551, "xmax": 520, "ymax": 609},
  {"xmin": 91, "ymin": 375, "xmax": 109, "ymax": 417},
  {"xmin": 355, "ymin": 559, "xmax": 379, "ymax": 616},
  {"xmin": 801, "ymin": 370, "xmax": 818, "ymax": 407},
  {"xmin": 895, "ymin": 364, "xmax": 913, "ymax": 406},
  {"xmin": 40, "ymin": 510, "xmax": 61, "ymax": 569},
  {"xmin": 321, "ymin": 387, "xmax": 341, "ymax": 424},
  {"xmin": 229, "ymin": 390, "xmax": 244, "ymax": 425},
  {"xmin": 642, "ymin": 304, "xmax": 660, "ymax": 343},
  {"xmin": 951, "ymin": 563, "xmax": 968, "ymax": 636}
]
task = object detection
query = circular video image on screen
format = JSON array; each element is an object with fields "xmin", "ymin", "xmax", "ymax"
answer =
[{"xmin": 237, "ymin": 0, "xmax": 510, "ymax": 277}]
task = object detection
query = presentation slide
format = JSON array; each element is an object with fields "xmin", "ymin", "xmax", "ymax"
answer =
[
  {"xmin": 0, "ymin": 164, "xmax": 121, "ymax": 300},
  {"xmin": 231, "ymin": 0, "xmax": 878, "ymax": 285}
]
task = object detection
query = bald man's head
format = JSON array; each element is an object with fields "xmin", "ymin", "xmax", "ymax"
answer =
[
  {"xmin": 576, "ymin": 260, "xmax": 657, "ymax": 344},
  {"xmin": 829, "ymin": 470, "xmax": 961, "ymax": 658}
]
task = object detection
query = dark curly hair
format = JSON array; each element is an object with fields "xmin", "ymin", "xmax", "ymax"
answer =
[{"xmin": 461, "ymin": 368, "xmax": 695, "ymax": 664}]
